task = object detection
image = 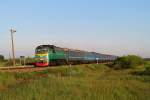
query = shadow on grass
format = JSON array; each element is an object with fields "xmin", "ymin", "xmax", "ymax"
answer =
[
  {"xmin": 130, "ymin": 67, "xmax": 150, "ymax": 83},
  {"xmin": 131, "ymin": 65, "xmax": 150, "ymax": 76},
  {"xmin": 105, "ymin": 63, "xmax": 126, "ymax": 70}
]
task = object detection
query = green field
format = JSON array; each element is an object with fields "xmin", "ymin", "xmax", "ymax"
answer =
[{"xmin": 0, "ymin": 63, "xmax": 149, "ymax": 100}]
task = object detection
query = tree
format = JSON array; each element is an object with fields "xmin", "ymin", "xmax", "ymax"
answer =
[
  {"xmin": 113, "ymin": 55, "xmax": 144, "ymax": 69},
  {"xmin": 0, "ymin": 55, "xmax": 4, "ymax": 61}
]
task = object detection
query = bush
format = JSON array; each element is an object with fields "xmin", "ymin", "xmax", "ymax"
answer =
[
  {"xmin": 143, "ymin": 65, "xmax": 150, "ymax": 75},
  {"xmin": 113, "ymin": 55, "xmax": 144, "ymax": 69},
  {"xmin": 0, "ymin": 55, "xmax": 4, "ymax": 61}
]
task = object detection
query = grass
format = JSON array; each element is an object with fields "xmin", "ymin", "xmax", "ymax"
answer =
[{"xmin": 0, "ymin": 63, "xmax": 149, "ymax": 100}]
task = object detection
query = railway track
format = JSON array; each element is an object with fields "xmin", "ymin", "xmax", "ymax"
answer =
[
  {"xmin": 0, "ymin": 62, "xmax": 112, "ymax": 73},
  {"xmin": 0, "ymin": 66, "xmax": 33, "ymax": 70},
  {"xmin": 0, "ymin": 66, "xmax": 49, "ymax": 73}
]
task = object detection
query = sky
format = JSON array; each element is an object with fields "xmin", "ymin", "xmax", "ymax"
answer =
[{"xmin": 0, "ymin": 0, "xmax": 150, "ymax": 58}]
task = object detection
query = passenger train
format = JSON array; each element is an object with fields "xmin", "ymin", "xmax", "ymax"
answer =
[{"xmin": 35, "ymin": 45, "xmax": 117, "ymax": 67}]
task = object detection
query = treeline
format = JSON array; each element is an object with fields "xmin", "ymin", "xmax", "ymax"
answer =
[{"xmin": 144, "ymin": 58, "xmax": 150, "ymax": 61}]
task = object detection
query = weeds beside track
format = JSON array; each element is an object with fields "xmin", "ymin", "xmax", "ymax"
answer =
[{"xmin": 0, "ymin": 64, "xmax": 149, "ymax": 100}]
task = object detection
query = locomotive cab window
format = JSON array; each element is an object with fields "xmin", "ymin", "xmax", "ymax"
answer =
[{"xmin": 36, "ymin": 48, "xmax": 49, "ymax": 53}]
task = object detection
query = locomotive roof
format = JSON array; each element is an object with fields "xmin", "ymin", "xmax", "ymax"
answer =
[{"xmin": 36, "ymin": 45, "xmax": 54, "ymax": 48}]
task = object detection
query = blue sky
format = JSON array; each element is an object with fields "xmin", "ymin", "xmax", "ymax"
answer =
[{"xmin": 0, "ymin": 0, "xmax": 150, "ymax": 58}]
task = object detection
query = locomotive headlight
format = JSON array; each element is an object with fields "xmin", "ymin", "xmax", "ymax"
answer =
[{"xmin": 40, "ymin": 58, "xmax": 44, "ymax": 60}]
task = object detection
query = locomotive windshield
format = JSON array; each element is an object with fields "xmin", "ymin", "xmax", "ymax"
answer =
[
  {"xmin": 36, "ymin": 47, "xmax": 54, "ymax": 54},
  {"xmin": 36, "ymin": 47, "xmax": 49, "ymax": 53}
]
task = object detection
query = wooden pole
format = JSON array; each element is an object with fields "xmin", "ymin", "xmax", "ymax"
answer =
[{"xmin": 10, "ymin": 29, "xmax": 16, "ymax": 67}]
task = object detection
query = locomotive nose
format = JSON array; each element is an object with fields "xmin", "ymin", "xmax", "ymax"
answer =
[{"xmin": 35, "ymin": 53, "xmax": 49, "ymax": 67}]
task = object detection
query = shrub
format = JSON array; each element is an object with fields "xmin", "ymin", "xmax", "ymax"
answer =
[
  {"xmin": 143, "ymin": 65, "xmax": 150, "ymax": 75},
  {"xmin": 113, "ymin": 55, "xmax": 144, "ymax": 69},
  {"xmin": 0, "ymin": 55, "xmax": 4, "ymax": 61}
]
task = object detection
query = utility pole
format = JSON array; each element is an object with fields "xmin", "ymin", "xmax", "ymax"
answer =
[{"xmin": 10, "ymin": 28, "xmax": 16, "ymax": 67}]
